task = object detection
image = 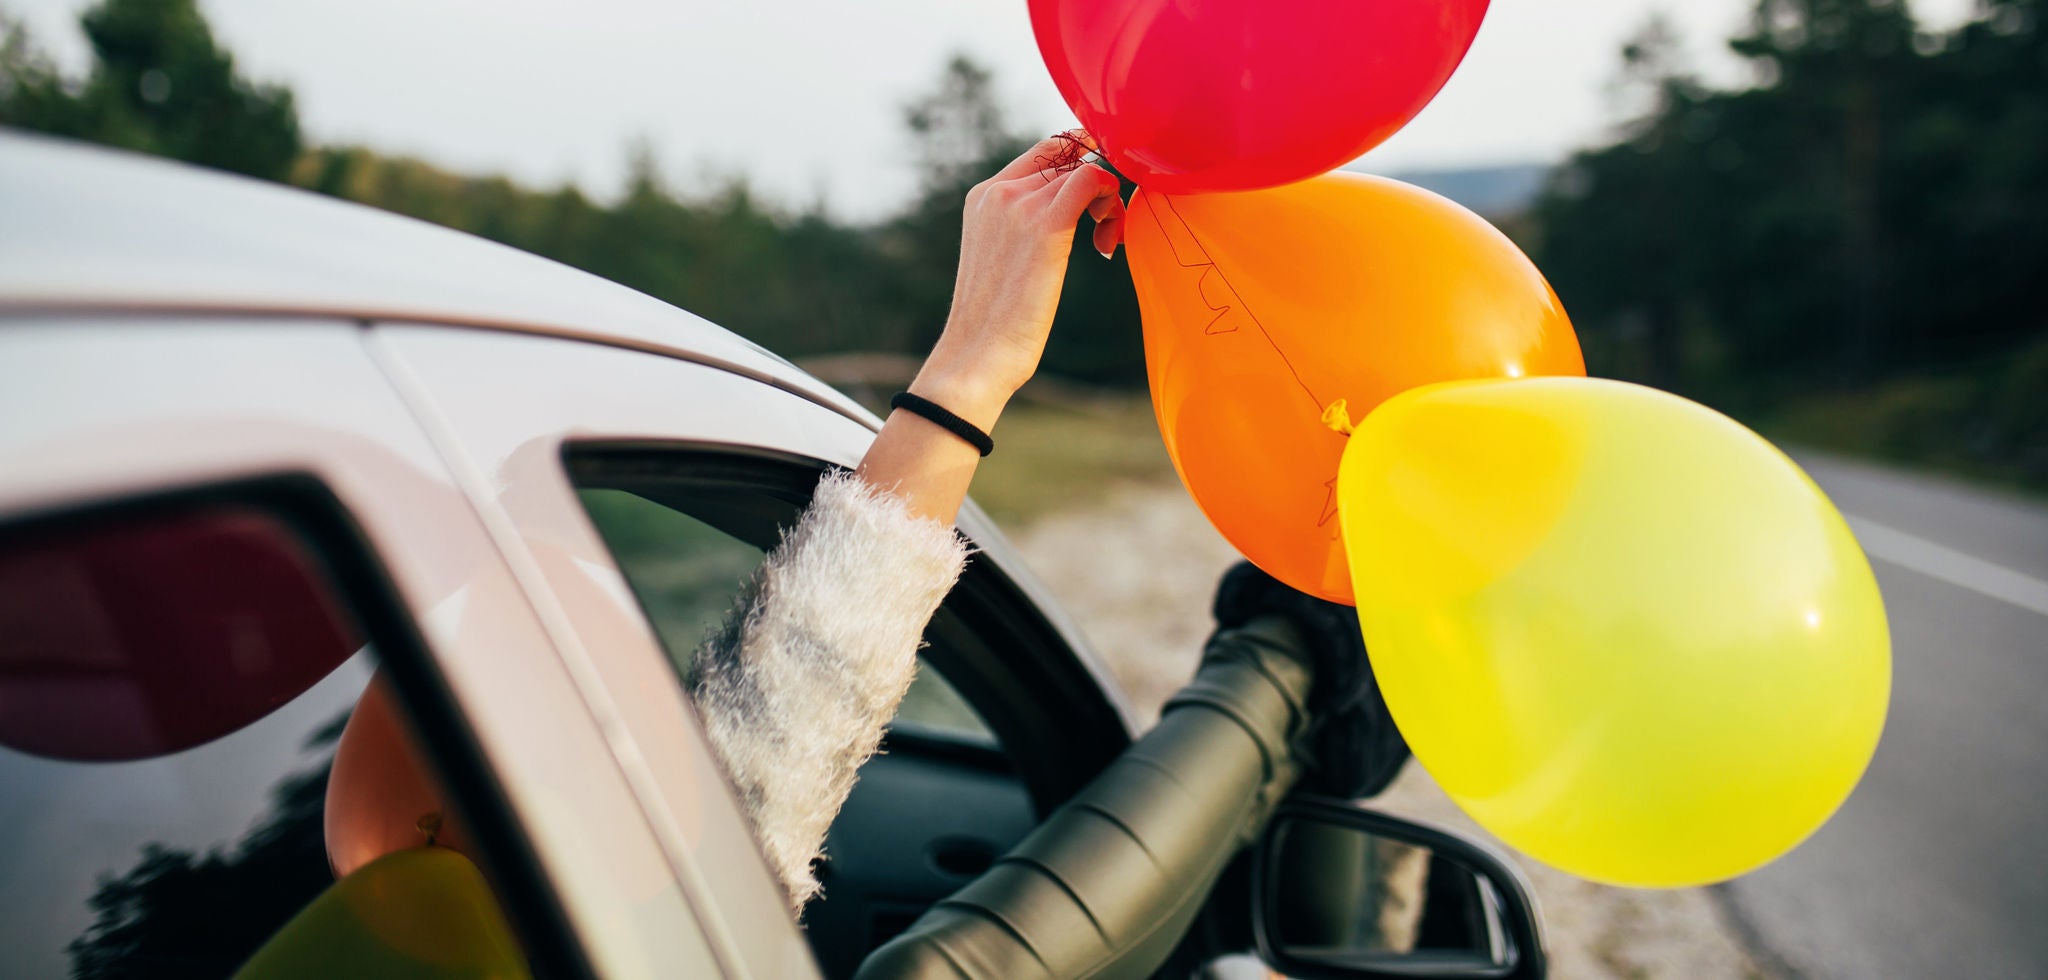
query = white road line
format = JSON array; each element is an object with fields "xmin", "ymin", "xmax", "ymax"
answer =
[{"xmin": 1847, "ymin": 514, "xmax": 2048, "ymax": 619}]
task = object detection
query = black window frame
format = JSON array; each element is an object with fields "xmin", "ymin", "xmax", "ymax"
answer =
[
  {"xmin": 562, "ymin": 444, "xmax": 1134, "ymax": 814},
  {"xmin": 0, "ymin": 473, "xmax": 596, "ymax": 980}
]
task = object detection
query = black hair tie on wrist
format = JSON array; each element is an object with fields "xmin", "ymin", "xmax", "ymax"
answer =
[{"xmin": 891, "ymin": 391, "xmax": 995, "ymax": 457}]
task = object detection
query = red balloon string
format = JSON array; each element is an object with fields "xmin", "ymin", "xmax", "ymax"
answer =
[{"xmin": 1033, "ymin": 129, "xmax": 1096, "ymax": 181}]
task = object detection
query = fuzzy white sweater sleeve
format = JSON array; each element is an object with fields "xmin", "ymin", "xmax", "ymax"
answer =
[{"xmin": 687, "ymin": 469, "xmax": 970, "ymax": 912}]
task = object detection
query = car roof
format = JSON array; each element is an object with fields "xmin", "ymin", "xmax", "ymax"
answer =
[{"xmin": 0, "ymin": 128, "xmax": 871, "ymax": 426}]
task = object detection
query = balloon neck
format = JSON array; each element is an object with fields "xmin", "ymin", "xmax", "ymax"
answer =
[
  {"xmin": 1321, "ymin": 399, "xmax": 1356, "ymax": 436},
  {"xmin": 417, "ymin": 811, "xmax": 443, "ymax": 847}
]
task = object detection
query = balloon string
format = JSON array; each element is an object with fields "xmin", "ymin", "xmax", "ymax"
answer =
[
  {"xmin": 1148, "ymin": 194, "xmax": 1325, "ymax": 411},
  {"xmin": 1321, "ymin": 399, "xmax": 1356, "ymax": 436},
  {"xmin": 1033, "ymin": 130, "xmax": 1097, "ymax": 181}
]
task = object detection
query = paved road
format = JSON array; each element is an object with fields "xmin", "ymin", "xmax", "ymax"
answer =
[{"xmin": 1719, "ymin": 452, "xmax": 2048, "ymax": 979}]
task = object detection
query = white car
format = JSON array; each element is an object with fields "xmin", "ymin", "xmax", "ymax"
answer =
[{"xmin": 0, "ymin": 129, "xmax": 1543, "ymax": 980}]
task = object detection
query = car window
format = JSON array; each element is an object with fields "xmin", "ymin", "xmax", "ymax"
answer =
[
  {"xmin": 576, "ymin": 488, "xmax": 760, "ymax": 685},
  {"xmin": 576, "ymin": 485, "xmax": 997, "ymax": 747},
  {"xmin": 0, "ymin": 486, "xmax": 541, "ymax": 979},
  {"xmin": 566, "ymin": 448, "xmax": 1151, "ymax": 976}
]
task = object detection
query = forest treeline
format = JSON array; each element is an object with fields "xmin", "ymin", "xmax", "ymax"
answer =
[
  {"xmin": 1533, "ymin": 0, "xmax": 2045, "ymax": 483},
  {"xmin": 0, "ymin": 0, "xmax": 1141, "ymax": 384},
  {"xmin": 2, "ymin": 0, "xmax": 2042, "ymax": 481}
]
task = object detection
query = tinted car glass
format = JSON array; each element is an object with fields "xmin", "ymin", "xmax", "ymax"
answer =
[
  {"xmin": 576, "ymin": 485, "xmax": 996, "ymax": 746},
  {"xmin": 0, "ymin": 492, "xmax": 532, "ymax": 979}
]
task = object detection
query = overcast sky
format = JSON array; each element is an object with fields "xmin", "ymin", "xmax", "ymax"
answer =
[{"xmin": 9, "ymin": 0, "xmax": 1978, "ymax": 220}]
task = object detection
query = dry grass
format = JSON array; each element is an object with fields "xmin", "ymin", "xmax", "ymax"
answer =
[{"xmin": 968, "ymin": 393, "xmax": 1179, "ymax": 529}]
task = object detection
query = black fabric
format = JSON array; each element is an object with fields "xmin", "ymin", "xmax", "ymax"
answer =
[
  {"xmin": 890, "ymin": 392, "xmax": 995, "ymax": 456},
  {"xmin": 1211, "ymin": 561, "xmax": 1409, "ymax": 800}
]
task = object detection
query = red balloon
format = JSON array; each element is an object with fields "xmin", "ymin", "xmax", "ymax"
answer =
[
  {"xmin": 0, "ymin": 506, "xmax": 359, "ymax": 762},
  {"xmin": 1029, "ymin": 0, "xmax": 1490, "ymax": 193}
]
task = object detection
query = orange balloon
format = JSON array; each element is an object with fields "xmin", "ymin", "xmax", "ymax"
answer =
[
  {"xmin": 1126, "ymin": 173, "xmax": 1584, "ymax": 603},
  {"xmin": 326, "ymin": 671, "xmax": 473, "ymax": 877}
]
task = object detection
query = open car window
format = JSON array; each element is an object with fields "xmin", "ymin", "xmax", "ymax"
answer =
[{"xmin": 0, "ymin": 479, "xmax": 568, "ymax": 980}]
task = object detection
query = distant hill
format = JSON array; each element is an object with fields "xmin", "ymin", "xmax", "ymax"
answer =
[{"xmin": 1348, "ymin": 162, "xmax": 1553, "ymax": 218}]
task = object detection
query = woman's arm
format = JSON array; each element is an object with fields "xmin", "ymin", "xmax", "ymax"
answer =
[
  {"xmin": 858, "ymin": 134, "xmax": 1124, "ymax": 520},
  {"xmin": 691, "ymin": 135, "xmax": 1125, "ymax": 912}
]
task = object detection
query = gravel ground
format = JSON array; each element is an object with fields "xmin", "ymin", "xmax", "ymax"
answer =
[{"xmin": 1011, "ymin": 482, "xmax": 1780, "ymax": 980}]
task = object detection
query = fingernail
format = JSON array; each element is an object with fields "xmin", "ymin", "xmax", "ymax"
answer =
[{"xmin": 1098, "ymin": 245, "xmax": 1115, "ymax": 260}]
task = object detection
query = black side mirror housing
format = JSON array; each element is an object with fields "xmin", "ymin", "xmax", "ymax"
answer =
[{"xmin": 1252, "ymin": 796, "xmax": 1547, "ymax": 980}]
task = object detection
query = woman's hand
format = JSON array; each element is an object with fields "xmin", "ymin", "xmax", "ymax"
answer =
[
  {"xmin": 858, "ymin": 132, "xmax": 1126, "ymax": 523},
  {"xmin": 911, "ymin": 132, "xmax": 1127, "ymax": 432}
]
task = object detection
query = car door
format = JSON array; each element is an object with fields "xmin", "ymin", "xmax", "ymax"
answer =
[
  {"xmin": 0, "ymin": 318, "xmax": 723, "ymax": 979},
  {"xmin": 372, "ymin": 322, "xmax": 1138, "ymax": 976}
]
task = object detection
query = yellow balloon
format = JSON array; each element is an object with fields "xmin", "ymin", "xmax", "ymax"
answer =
[
  {"xmin": 1337, "ymin": 377, "xmax": 1890, "ymax": 887},
  {"xmin": 236, "ymin": 848, "xmax": 529, "ymax": 979}
]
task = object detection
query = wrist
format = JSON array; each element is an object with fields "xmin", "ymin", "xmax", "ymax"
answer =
[{"xmin": 908, "ymin": 352, "xmax": 1019, "ymax": 433}]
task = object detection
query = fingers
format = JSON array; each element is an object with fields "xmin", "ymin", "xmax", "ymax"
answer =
[
  {"xmin": 975, "ymin": 141, "xmax": 1126, "ymax": 257},
  {"xmin": 1094, "ymin": 207, "xmax": 1125, "ymax": 258},
  {"xmin": 1019, "ymin": 163, "xmax": 1124, "ymax": 257},
  {"xmin": 1084, "ymin": 177, "xmax": 1127, "ymax": 257},
  {"xmin": 987, "ymin": 129, "xmax": 1094, "ymax": 183},
  {"xmin": 1048, "ymin": 162, "xmax": 1122, "ymax": 223}
]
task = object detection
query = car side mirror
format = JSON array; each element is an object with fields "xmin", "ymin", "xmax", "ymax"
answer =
[{"xmin": 1252, "ymin": 796, "xmax": 1546, "ymax": 980}]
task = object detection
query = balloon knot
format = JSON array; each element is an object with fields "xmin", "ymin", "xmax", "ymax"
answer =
[
  {"xmin": 417, "ymin": 811, "xmax": 443, "ymax": 847},
  {"xmin": 1321, "ymin": 399, "xmax": 1356, "ymax": 436}
]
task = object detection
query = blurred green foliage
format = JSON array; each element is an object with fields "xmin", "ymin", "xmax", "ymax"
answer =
[
  {"xmin": 0, "ymin": 0, "xmax": 298, "ymax": 179},
  {"xmin": 1757, "ymin": 334, "xmax": 2048, "ymax": 489},
  {"xmin": 1533, "ymin": 0, "xmax": 2046, "ymax": 484},
  {"xmin": 0, "ymin": 3, "xmax": 1142, "ymax": 385}
]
